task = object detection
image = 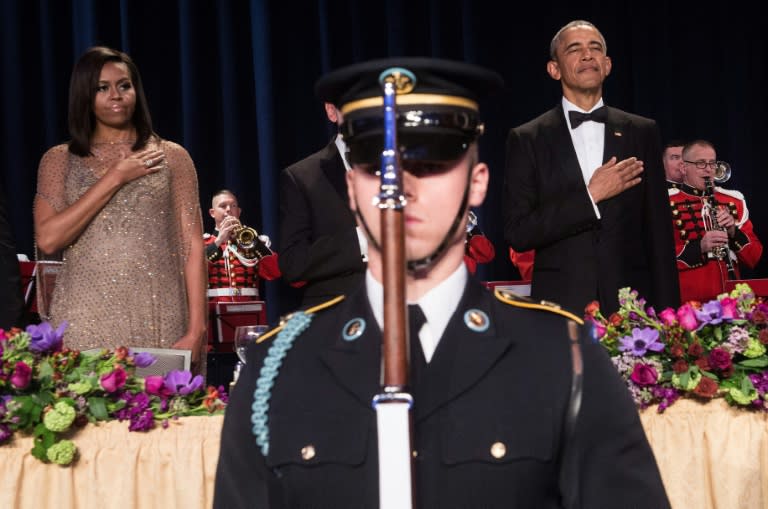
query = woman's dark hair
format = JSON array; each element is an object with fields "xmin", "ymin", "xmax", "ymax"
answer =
[{"xmin": 67, "ymin": 46, "xmax": 154, "ymax": 156}]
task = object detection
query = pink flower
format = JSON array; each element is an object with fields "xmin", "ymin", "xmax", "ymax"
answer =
[
  {"xmin": 630, "ymin": 363, "xmax": 658, "ymax": 386},
  {"xmin": 719, "ymin": 297, "xmax": 738, "ymax": 320},
  {"xmin": 100, "ymin": 366, "xmax": 127, "ymax": 393},
  {"xmin": 144, "ymin": 375, "xmax": 165, "ymax": 395},
  {"xmin": 593, "ymin": 321, "xmax": 607, "ymax": 339},
  {"xmin": 659, "ymin": 308, "xmax": 677, "ymax": 326},
  {"xmin": 677, "ymin": 303, "xmax": 699, "ymax": 331},
  {"xmin": 10, "ymin": 361, "xmax": 32, "ymax": 389}
]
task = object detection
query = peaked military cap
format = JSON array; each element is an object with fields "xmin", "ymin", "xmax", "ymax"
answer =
[{"xmin": 314, "ymin": 57, "xmax": 503, "ymax": 165}]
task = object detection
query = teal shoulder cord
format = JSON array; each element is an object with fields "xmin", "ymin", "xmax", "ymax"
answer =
[{"xmin": 250, "ymin": 311, "xmax": 314, "ymax": 456}]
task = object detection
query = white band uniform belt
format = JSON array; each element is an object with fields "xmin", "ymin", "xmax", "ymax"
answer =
[{"xmin": 207, "ymin": 288, "xmax": 259, "ymax": 297}]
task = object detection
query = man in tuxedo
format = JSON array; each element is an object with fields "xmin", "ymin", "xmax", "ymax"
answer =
[
  {"xmin": 503, "ymin": 19, "xmax": 680, "ymax": 315},
  {"xmin": 214, "ymin": 56, "xmax": 669, "ymax": 509},
  {"xmin": 278, "ymin": 102, "xmax": 367, "ymax": 308}
]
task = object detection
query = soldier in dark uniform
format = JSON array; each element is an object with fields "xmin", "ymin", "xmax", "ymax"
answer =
[{"xmin": 214, "ymin": 58, "xmax": 669, "ymax": 509}]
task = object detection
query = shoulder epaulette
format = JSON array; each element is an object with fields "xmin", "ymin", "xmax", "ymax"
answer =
[
  {"xmin": 668, "ymin": 187, "xmax": 680, "ymax": 196},
  {"xmin": 494, "ymin": 289, "xmax": 584, "ymax": 324},
  {"xmin": 715, "ymin": 187, "xmax": 745, "ymax": 201},
  {"xmin": 255, "ymin": 295, "xmax": 346, "ymax": 344},
  {"xmin": 203, "ymin": 232, "xmax": 212, "ymax": 239}
]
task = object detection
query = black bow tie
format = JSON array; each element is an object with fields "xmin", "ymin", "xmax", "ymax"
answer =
[{"xmin": 568, "ymin": 106, "xmax": 608, "ymax": 128}]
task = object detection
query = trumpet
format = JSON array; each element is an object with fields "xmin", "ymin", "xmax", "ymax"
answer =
[{"xmin": 230, "ymin": 219, "xmax": 264, "ymax": 260}]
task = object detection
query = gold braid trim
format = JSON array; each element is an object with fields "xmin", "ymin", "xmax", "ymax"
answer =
[
  {"xmin": 493, "ymin": 289, "xmax": 584, "ymax": 325},
  {"xmin": 255, "ymin": 295, "xmax": 347, "ymax": 344}
]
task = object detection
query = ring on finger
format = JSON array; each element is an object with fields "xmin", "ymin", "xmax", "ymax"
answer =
[{"xmin": 145, "ymin": 159, "xmax": 154, "ymax": 168}]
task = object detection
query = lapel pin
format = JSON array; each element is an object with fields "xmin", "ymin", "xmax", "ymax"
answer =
[
  {"xmin": 464, "ymin": 309, "xmax": 490, "ymax": 332},
  {"xmin": 342, "ymin": 318, "xmax": 366, "ymax": 341}
]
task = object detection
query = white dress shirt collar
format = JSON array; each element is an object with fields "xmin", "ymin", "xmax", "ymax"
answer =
[
  {"xmin": 366, "ymin": 263, "xmax": 467, "ymax": 362},
  {"xmin": 334, "ymin": 135, "xmax": 351, "ymax": 172}
]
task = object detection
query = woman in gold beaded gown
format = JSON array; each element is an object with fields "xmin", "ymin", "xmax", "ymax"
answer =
[{"xmin": 33, "ymin": 47, "xmax": 207, "ymax": 375}]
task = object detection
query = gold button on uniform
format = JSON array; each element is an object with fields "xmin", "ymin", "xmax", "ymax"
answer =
[
  {"xmin": 490, "ymin": 442, "xmax": 506, "ymax": 459},
  {"xmin": 301, "ymin": 445, "xmax": 316, "ymax": 460}
]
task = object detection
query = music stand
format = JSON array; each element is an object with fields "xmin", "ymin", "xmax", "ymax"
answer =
[{"xmin": 215, "ymin": 300, "xmax": 267, "ymax": 347}]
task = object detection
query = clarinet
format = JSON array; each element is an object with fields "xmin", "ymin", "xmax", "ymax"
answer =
[{"xmin": 702, "ymin": 176, "xmax": 737, "ymax": 279}]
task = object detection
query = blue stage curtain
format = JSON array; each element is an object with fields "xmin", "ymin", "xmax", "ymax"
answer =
[{"xmin": 1, "ymin": 1, "xmax": 765, "ymax": 321}]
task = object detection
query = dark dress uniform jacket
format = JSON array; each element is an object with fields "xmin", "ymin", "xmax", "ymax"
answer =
[
  {"xmin": 278, "ymin": 141, "xmax": 366, "ymax": 307},
  {"xmin": 214, "ymin": 278, "xmax": 670, "ymax": 509},
  {"xmin": 504, "ymin": 104, "xmax": 680, "ymax": 315}
]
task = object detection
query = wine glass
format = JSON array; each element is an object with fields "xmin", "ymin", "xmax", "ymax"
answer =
[{"xmin": 233, "ymin": 325, "xmax": 269, "ymax": 364}]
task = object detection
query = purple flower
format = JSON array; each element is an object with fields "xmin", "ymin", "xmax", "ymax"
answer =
[
  {"xmin": 131, "ymin": 351, "xmax": 157, "ymax": 368},
  {"xmin": 163, "ymin": 370, "xmax": 204, "ymax": 395},
  {"xmin": 619, "ymin": 327, "xmax": 664, "ymax": 356},
  {"xmin": 10, "ymin": 361, "xmax": 32, "ymax": 389},
  {"xmin": 26, "ymin": 321, "xmax": 67, "ymax": 353},
  {"xmin": 652, "ymin": 386, "xmax": 681, "ymax": 412},
  {"xmin": 695, "ymin": 301, "xmax": 725, "ymax": 326},
  {"xmin": 128, "ymin": 408, "xmax": 155, "ymax": 431},
  {"xmin": 0, "ymin": 424, "xmax": 11, "ymax": 443}
]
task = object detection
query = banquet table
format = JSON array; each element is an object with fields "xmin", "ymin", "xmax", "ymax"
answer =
[
  {"xmin": 2, "ymin": 400, "xmax": 767, "ymax": 509},
  {"xmin": 0, "ymin": 415, "xmax": 223, "ymax": 509},
  {"xmin": 640, "ymin": 398, "xmax": 768, "ymax": 509}
]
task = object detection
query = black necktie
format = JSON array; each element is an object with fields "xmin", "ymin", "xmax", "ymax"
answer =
[
  {"xmin": 568, "ymin": 106, "xmax": 608, "ymax": 129},
  {"xmin": 408, "ymin": 304, "xmax": 427, "ymax": 388}
]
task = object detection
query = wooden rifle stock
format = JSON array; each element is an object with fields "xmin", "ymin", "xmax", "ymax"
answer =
[
  {"xmin": 373, "ymin": 77, "xmax": 415, "ymax": 509},
  {"xmin": 381, "ymin": 208, "xmax": 407, "ymax": 386}
]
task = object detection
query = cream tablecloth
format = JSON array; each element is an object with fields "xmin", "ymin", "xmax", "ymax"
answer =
[
  {"xmin": 2, "ymin": 400, "xmax": 767, "ymax": 509},
  {"xmin": 0, "ymin": 415, "xmax": 223, "ymax": 509},
  {"xmin": 641, "ymin": 398, "xmax": 768, "ymax": 509}
]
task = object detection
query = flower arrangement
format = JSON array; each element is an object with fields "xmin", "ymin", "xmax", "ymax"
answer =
[
  {"xmin": 586, "ymin": 284, "xmax": 768, "ymax": 412},
  {"xmin": 0, "ymin": 322, "xmax": 227, "ymax": 465}
]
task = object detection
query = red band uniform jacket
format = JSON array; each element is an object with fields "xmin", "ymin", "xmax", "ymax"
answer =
[{"xmin": 669, "ymin": 184, "xmax": 763, "ymax": 303}]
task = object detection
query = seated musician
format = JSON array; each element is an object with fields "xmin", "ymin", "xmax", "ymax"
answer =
[{"xmin": 669, "ymin": 140, "xmax": 763, "ymax": 303}]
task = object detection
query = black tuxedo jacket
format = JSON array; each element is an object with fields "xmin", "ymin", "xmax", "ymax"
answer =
[
  {"xmin": 503, "ymin": 104, "xmax": 680, "ymax": 315},
  {"xmin": 214, "ymin": 278, "xmax": 669, "ymax": 509},
  {"xmin": 278, "ymin": 140, "xmax": 365, "ymax": 307}
]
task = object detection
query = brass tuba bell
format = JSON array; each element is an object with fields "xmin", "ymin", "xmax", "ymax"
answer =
[
  {"xmin": 714, "ymin": 161, "xmax": 731, "ymax": 183},
  {"xmin": 231, "ymin": 220, "xmax": 263, "ymax": 260}
]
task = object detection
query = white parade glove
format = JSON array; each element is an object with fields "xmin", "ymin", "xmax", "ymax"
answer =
[{"xmin": 258, "ymin": 234, "xmax": 271, "ymax": 248}]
